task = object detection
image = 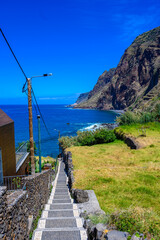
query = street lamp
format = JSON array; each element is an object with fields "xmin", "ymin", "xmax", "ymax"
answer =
[{"xmin": 27, "ymin": 73, "xmax": 52, "ymax": 175}]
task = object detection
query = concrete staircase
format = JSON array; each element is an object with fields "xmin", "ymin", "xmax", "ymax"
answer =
[{"xmin": 32, "ymin": 160, "xmax": 87, "ymax": 240}]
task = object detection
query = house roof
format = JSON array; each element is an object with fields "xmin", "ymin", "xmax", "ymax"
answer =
[{"xmin": 0, "ymin": 109, "xmax": 14, "ymax": 127}]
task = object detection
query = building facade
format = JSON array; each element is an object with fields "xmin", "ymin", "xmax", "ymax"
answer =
[{"xmin": 0, "ymin": 109, "xmax": 29, "ymax": 182}]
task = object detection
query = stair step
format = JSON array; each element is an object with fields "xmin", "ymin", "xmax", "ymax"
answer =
[
  {"xmin": 54, "ymin": 192, "xmax": 69, "ymax": 195},
  {"xmin": 45, "ymin": 203, "xmax": 77, "ymax": 210},
  {"xmin": 54, "ymin": 195, "xmax": 70, "ymax": 200},
  {"xmin": 38, "ymin": 217, "xmax": 82, "ymax": 228},
  {"xmin": 55, "ymin": 189, "xmax": 68, "ymax": 193},
  {"xmin": 32, "ymin": 161, "xmax": 87, "ymax": 240},
  {"xmin": 42, "ymin": 210, "xmax": 74, "ymax": 218},
  {"xmin": 56, "ymin": 180, "xmax": 67, "ymax": 183},
  {"xmin": 56, "ymin": 185, "xmax": 68, "ymax": 187},
  {"xmin": 33, "ymin": 230, "xmax": 82, "ymax": 240},
  {"xmin": 54, "ymin": 188, "xmax": 69, "ymax": 191},
  {"xmin": 51, "ymin": 199, "xmax": 72, "ymax": 204}
]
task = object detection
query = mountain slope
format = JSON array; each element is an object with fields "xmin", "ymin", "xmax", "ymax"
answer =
[
  {"xmin": 76, "ymin": 92, "xmax": 89, "ymax": 104},
  {"xmin": 75, "ymin": 68, "xmax": 115, "ymax": 109},
  {"xmin": 75, "ymin": 26, "xmax": 160, "ymax": 111}
]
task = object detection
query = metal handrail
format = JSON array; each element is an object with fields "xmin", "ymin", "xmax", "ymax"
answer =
[
  {"xmin": 3, "ymin": 175, "xmax": 27, "ymax": 191},
  {"xmin": 16, "ymin": 141, "xmax": 28, "ymax": 153},
  {"xmin": 16, "ymin": 142, "xmax": 29, "ymax": 172}
]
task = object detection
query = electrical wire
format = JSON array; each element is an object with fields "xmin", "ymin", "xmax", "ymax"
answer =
[
  {"xmin": 0, "ymin": 28, "xmax": 56, "ymax": 142},
  {"xmin": 32, "ymin": 93, "xmax": 39, "ymax": 116},
  {"xmin": 0, "ymin": 28, "xmax": 28, "ymax": 83},
  {"xmin": 24, "ymin": 86, "xmax": 55, "ymax": 141},
  {"xmin": 31, "ymin": 88, "xmax": 54, "ymax": 140}
]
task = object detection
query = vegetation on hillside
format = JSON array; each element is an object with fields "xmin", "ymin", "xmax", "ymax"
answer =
[
  {"xmin": 59, "ymin": 129, "xmax": 116, "ymax": 149},
  {"xmin": 116, "ymin": 104, "xmax": 160, "ymax": 125},
  {"xmin": 34, "ymin": 156, "xmax": 56, "ymax": 173}
]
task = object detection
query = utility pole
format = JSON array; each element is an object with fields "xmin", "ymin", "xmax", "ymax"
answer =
[
  {"xmin": 27, "ymin": 78, "xmax": 35, "ymax": 175},
  {"xmin": 0, "ymin": 29, "xmax": 53, "ymax": 175},
  {"xmin": 26, "ymin": 74, "xmax": 52, "ymax": 175}
]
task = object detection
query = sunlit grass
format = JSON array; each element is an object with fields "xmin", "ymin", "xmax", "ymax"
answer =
[
  {"xmin": 68, "ymin": 140, "xmax": 160, "ymax": 214},
  {"xmin": 67, "ymin": 127, "xmax": 160, "ymax": 238},
  {"xmin": 67, "ymin": 123, "xmax": 160, "ymax": 240},
  {"xmin": 35, "ymin": 156, "xmax": 55, "ymax": 163},
  {"xmin": 116, "ymin": 122, "xmax": 160, "ymax": 147}
]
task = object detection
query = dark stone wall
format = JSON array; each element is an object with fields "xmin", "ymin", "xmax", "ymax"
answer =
[
  {"xmin": 0, "ymin": 187, "xmax": 7, "ymax": 239},
  {"xmin": 23, "ymin": 169, "xmax": 53, "ymax": 219},
  {"xmin": 63, "ymin": 151, "xmax": 89, "ymax": 203},
  {"xmin": 63, "ymin": 151, "xmax": 74, "ymax": 190},
  {"xmin": 0, "ymin": 169, "xmax": 54, "ymax": 239},
  {"xmin": 6, "ymin": 190, "xmax": 28, "ymax": 239},
  {"xmin": 0, "ymin": 187, "xmax": 28, "ymax": 240},
  {"xmin": 114, "ymin": 129, "xmax": 141, "ymax": 149}
]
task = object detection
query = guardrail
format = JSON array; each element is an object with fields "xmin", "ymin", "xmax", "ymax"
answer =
[
  {"xmin": 3, "ymin": 175, "xmax": 26, "ymax": 190},
  {"xmin": 16, "ymin": 142, "xmax": 29, "ymax": 172}
]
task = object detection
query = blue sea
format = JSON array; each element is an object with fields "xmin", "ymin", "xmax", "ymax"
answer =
[{"xmin": 0, "ymin": 105, "xmax": 118, "ymax": 158}]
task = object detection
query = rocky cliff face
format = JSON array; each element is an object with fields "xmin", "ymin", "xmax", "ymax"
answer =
[
  {"xmin": 76, "ymin": 92, "xmax": 89, "ymax": 104},
  {"xmin": 75, "ymin": 26, "xmax": 160, "ymax": 111},
  {"xmin": 74, "ymin": 69, "xmax": 115, "ymax": 109},
  {"xmin": 88, "ymin": 68, "xmax": 115, "ymax": 99}
]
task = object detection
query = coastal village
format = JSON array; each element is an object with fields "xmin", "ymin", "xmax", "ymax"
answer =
[{"xmin": 0, "ymin": 2, "xmax": 160, "ymax": 240}]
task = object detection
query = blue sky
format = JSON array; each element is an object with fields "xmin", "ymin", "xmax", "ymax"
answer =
[{"xmin": 0, "ymin": 0, "xmax": 160, "ymax": 104}]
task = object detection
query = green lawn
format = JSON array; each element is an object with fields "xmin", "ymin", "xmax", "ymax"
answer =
[
  {"xmin": 115, "ymin": 122, "xmax": 160, "ymax": 147},
  {"xmin": 67, "ymin": 123, "xmax": 160, "ymax": 238}
]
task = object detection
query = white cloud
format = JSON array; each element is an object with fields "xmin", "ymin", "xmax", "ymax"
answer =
[{"xmin": 112, "ymin": 4, "xmax": 160, "ymax": 41}]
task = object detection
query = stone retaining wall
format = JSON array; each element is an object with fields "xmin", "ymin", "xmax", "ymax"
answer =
[
  {"xmin": 63, "ymin": 151, "xmax": 89, "ymax": 203},
  {"xmin": 0, "ymin": 187, "xmax": 7, "ymax": 239},
  {"xmin": 114, "ymin": 129, "xmax": 141, "ymax": 149},
  {"xmin": 24, "ymin": 169, "xmax": 53, "ymax": 219},
  {"xmin": 0, "ymin": 187, "xmax": 28, "ymax": 239},
  {"xmin": 0, "ymin": 169, "xmax": 54, "ymax": 239},
  {"xmin": 6, "ymin": 190, "xmax": 28, "ymax": 239},
  {"xmin": 63, "ymin": 151, "xmax": 74, "ymax": 190}
]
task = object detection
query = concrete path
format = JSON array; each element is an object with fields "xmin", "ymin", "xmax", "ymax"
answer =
[{"xmin": 32, "ymin": 160, "xmax": 87, "ymax": 240}]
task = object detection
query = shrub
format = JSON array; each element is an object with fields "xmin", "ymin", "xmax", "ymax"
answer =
[
  {"xmin": 59, "ymin": 129, "xmax": 116, "ymax": 149},
  {"xmin": 116, "ymin": 106, "xmax": 160, "ymax": 125},
  {"xmin": 94, "ymin": 129, "xmax": 116, "ymax": 144},
  {"xmin": 59, "ymin": 136, "xmax": 78, "ymax": 149},
  {"xmin": 77, "ymin": 131, "xmax": 96, "ymax": 146},
  {"xmin": 110, "ymin": 208, "xmax": 160, "ymax": 239},
  {"xmin": 155, "ymin": 104, "xmax": 160, "ymax": 121},
  {"xmin": 116, "ymin": 111, "xmax": 140, "ymax": 125},
  {"xmin": 139, "ymin": 112, "xmax": 155, "ymax": 123},
  {"xmin": 80, "ymin": 135, "xmax": 96, "ymax": 146}
]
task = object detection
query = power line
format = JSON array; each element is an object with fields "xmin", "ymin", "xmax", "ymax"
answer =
[
  {"xmin": 0, "ymin": 28, "xmax": 55, "ymax": 142},
  {"xmin": 34, "ymin": 136, "xmax": 58, "ymax": 145},
  {"xmin": 24, "ymin": 85, "xmax": 54, "ymax": 140},
  {"xmin": 31, "ymin": 88, "xmax": 54, "ymax": 139},
  {"xmin": 32, "ymin": 93, "xmax": 39, "ymax": 116},
  {"xmin": 0, "ymin": 28, "xmax": 28, "ymax": 81}
]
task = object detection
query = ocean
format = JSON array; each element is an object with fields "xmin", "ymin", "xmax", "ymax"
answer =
[{"xmin": 0, "ymin": 105, "xmax": 118, "ymax": 158}]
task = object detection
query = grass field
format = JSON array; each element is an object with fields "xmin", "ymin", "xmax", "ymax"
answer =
[
  {"xmin": 67, "ymin": 123, "xmax": 160, "ymax": 238},
  {"xmin": 116, "ymin": 122, "xmax": 160, "ymax": 147}
]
